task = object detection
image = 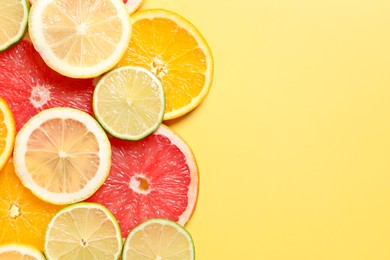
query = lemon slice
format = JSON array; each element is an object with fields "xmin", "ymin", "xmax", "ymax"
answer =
[
  {"xmin": 13, "ymin": 107, "xmax": 111, "ymax": 205},
  {"xmin": 0, "ymin": 0, "xmax": 29, "ymax": 52},
  {"xmin": 44, "ymin": 202, "xmax": 122, "ymax": 259},
  {"xmin": 28, "ymin": 0, "xmax": 132, "ymax": 78},
  {"xmin": 122, "ymin": 218, "xmax": 195, "ymax": 260},
  {"xmin": 93, "ymin": 66, "xmax": 165, "ymax": 140},
  {"xmin": 0, "ymin": 244, "xmax": 45, "ymax": 260}
]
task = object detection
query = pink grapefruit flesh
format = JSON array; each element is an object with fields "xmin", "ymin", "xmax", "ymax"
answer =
[
  {"xmin": 0, "ymin": 40, "xmax": 94, "ymax": 131},
  {"xmin": 87, "ymin": 125, "xmax": 199, "ymax": 237}
]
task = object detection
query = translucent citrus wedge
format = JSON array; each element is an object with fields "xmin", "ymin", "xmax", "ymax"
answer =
[
  {"xmin": 0, "ymin": 244, "xmax": 45, "ymax": 260},
  {"xmin": 13, "ymin": 107, "xmax": 111, "ymax": 205},
  {"xmin": 117, "ymin": 9, "xmax": 214, "ymax": 120},
  {"xmin": 122, "ymin": 218, "xmax": 195, "ymax": 260},
  {"xmin": 0, "ymin": 159, "xmax": 63, "ymax": 251},
  {"xmin": 0, "ymin": 97, "xmax": 16, "ymax": 172},
  {"xmin": 44, "ymin": 202, "xmax": 122, "ymax": 260},
  {"xmin": 28, "ymin": 0, "xmax": 132, "ymax": 78},
  {"xmin": 0, "ymin": 0, "xmax": 29, "ymax": 52},
  {"xmin": 124, "ymin": 0, "xmax": 143, "ymax": 13},
  {"xmin": 93, "ymin": 66, "xmax": 165, "ymax": 140}
]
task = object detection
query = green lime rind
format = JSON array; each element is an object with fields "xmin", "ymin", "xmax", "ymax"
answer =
[
  {"xmin": 0, "ymin": 0, "xmax": 30, "ymax": 53},
  {"xmin": 93, "ymin": 66, "xmax": 165, "ymax": 141},
  {"xmin": 122, "ymin": 218, "xmax": 195, "ymax": 260},
  {"xmin": 44, "ymin": 202, "xmax": 123, "ymax": 260}
]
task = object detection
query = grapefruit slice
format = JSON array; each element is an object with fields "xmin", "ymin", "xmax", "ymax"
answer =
[
  {"xmin": 0, "ymin": 40, "xmax": 94, "ymax": 131},
  {"xmin": 87, "ymin": 125, "xmax": 199, "ymax": 237}
]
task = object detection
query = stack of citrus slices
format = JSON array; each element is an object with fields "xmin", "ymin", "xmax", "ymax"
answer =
[{"xmin": 0, "ymin": 0, "xmax": 213, "ymax": 258}]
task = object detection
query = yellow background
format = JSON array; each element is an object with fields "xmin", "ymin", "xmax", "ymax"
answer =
[{"xmin": 142, "ymin": 0, "xmax": 390, "ymax": 259}]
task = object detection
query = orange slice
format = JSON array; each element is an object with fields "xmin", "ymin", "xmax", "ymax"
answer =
[
  {"xmin": 117, "ymin": 9, "xmax": 214, "ymax": 120},
  {"xmin": 0, "ymin": 97, "xmax": 16, "ymax": 172},
  {"xmin": 13, "ymin": 107, "xmax": 111, "ymax": 205},
  {"xmin": 0, "ymin": 159, "xmax": 63, "ymax": 251}
]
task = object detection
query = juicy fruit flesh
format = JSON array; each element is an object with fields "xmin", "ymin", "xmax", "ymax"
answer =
[
  {"xmin": 25, "ymin": 118, "xmax": 100, "ymax": 193},
  {"xmin": 125, "ymin": 221, "xmax": 194, "ymax": 259},
  {"xmin": 0, "ymin": 109, "xmax": 7, "ymax": 155},
  {"xmin": 118, "ymin": 14, "xmax": 210, "ymax": 115},
  {"xmin": 94, "ymin": 66, "xmax": 164, "ymax": 139},
  {"xmin": 87, "ymin": 133, "xmax": 193, "ymax": 237},
  {"xmin": 0, "ymin": 40, "xmax": 94, "ymax": 131},
  {"xmin": 0, "ymin": 160, "xmax": 63, "ymax": 251},
  {"xmin": 0, "ymin": 0, "xmax": 27, "ymax": 49},
  {"xmin": 41, "ymin": 0, "xmax": 123, "ymax": 67},
  {"xmin": 0, "ymin": 252, "xmax": 38, "ymax": 260},
  {"xmin": 46, "ymin": 205, "xmax": 121, "ymax": 259}
]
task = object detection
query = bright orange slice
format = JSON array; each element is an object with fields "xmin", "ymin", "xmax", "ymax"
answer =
[
  {"xmin": 117, "ymin": 9, "xmax": 214, "ymax": 120},
  {"xmin": 0, "ymin": 97, "xmax": 16, "ymax": 172},
  {"xmin": 0, "ymin": 159, "xmax": 63, "ymax": 251}
]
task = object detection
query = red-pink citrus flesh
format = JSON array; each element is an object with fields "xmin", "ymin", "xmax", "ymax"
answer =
[
  {"xmin": 0, "ymin": 40, "xmax": 94, "ymax": 131},
  {"xmin": 87, "ymin": 125, "xmax": 199, "ymax": 237}
]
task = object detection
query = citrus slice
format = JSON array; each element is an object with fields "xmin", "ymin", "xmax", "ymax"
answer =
[
  {"xmin": 93, "ymin": 66, "xmax": 165, "ymax": 141},
  {"xmin": 28, "ymin": 0, "xmax": 132, "ymax": 78},
  {"xmin": 0, "ymin": 0, "xmax": 29, "ymax": 52},
  {"xmin": 124, "ymin": 0, "xmax": 143, "ymax": 13},
  {"xmin": 0, "ymin": 97, "xmax": 16, "ymax": 171},
  {"xmin": 87, "ymin": 124, "xmax": 199, "ymax": 237},
  {"xmin": 117, "ymin": 9, "xmax": 214, "ymax": 120},
  {"xmin": 44, "ymin": 202, "xmax": 122, "ymax": 259},
  {"xmin": 0, "ymin": 159, "xmax": 63, "ymax": 251},
  {"xmin": 0, "ymin": 40, "xmax": 95, "ymax": 131},
  {"xmin": 0, "ymin": 244, "xmax": 45, "ymax": 260},
  {"xmin": 122, "ymin": 218, "xmax": 195, "ymax": 260},
  {"xmin": 13, "ymin": 107, "xmax": 111, "ymax": 205}
]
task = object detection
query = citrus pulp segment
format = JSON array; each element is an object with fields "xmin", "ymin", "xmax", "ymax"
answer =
[
  {"xmin": 87, "ymin": 124, "xmax": 199, "ymax": 237},
  {"xmin": 13, "ymin": 107, "xmax": 111, "ymax": 205},
  {"xmin": 28, "ymin": 0, "xmax": 132, "ymax": 78},
  {"xmin": 0, "ymin": 40, "xmax": 95, "ymax": 131},
  {"xmin": 122, "ymin": 218, "xmax": 195, "ymax": 260},
  {"xmin": 124, "ymin": 0, "xmax": 143, "ymax": 13},
  {"xmin": 0, "ymin": 97, "xmax": 16, "ymax": 172},
  {"xmin": 44, "ymin": 202, "xmax": 122, "ymax": 260},
  {"xmin": 93, "ymin": 66, "xmax": 165, "ymax": 141},
  {"xmin": 0, "ymin": 159, "xmax": 63, "ymax": 251},
  {"xmin": 0, "ymin": 0, "xmax": 29, "ymax": 52},
  {"xmin": 117, "ymin": 9, "xmax": 214, "ymax": 120},
  {"xmin": 0, "ymin": 244, "xmax": 46, "ymax": 260}
]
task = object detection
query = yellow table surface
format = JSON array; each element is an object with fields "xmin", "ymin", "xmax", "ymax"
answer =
[{"xmin": 141, "ymin": 0, "xmax": 390, "ymax": 259}]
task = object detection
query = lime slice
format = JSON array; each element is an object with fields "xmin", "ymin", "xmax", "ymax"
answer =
[
  {"xmin": 44, "ymin": 202, "xmax": 122, "ymax": 259},
  {"xmin": 0, "ymin": 0, "xmax": 29, "ymax": 52},
  {"xmin": 0, "ymin": 244, "xmax": 45, "ymax": 259},
  {"xmin": 122, "ymin": 218, "xmax": 195, "ymax": 260},
  {"xmin": 93, "ymin": 66, "xmax": 165, "ymax": 141}
]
